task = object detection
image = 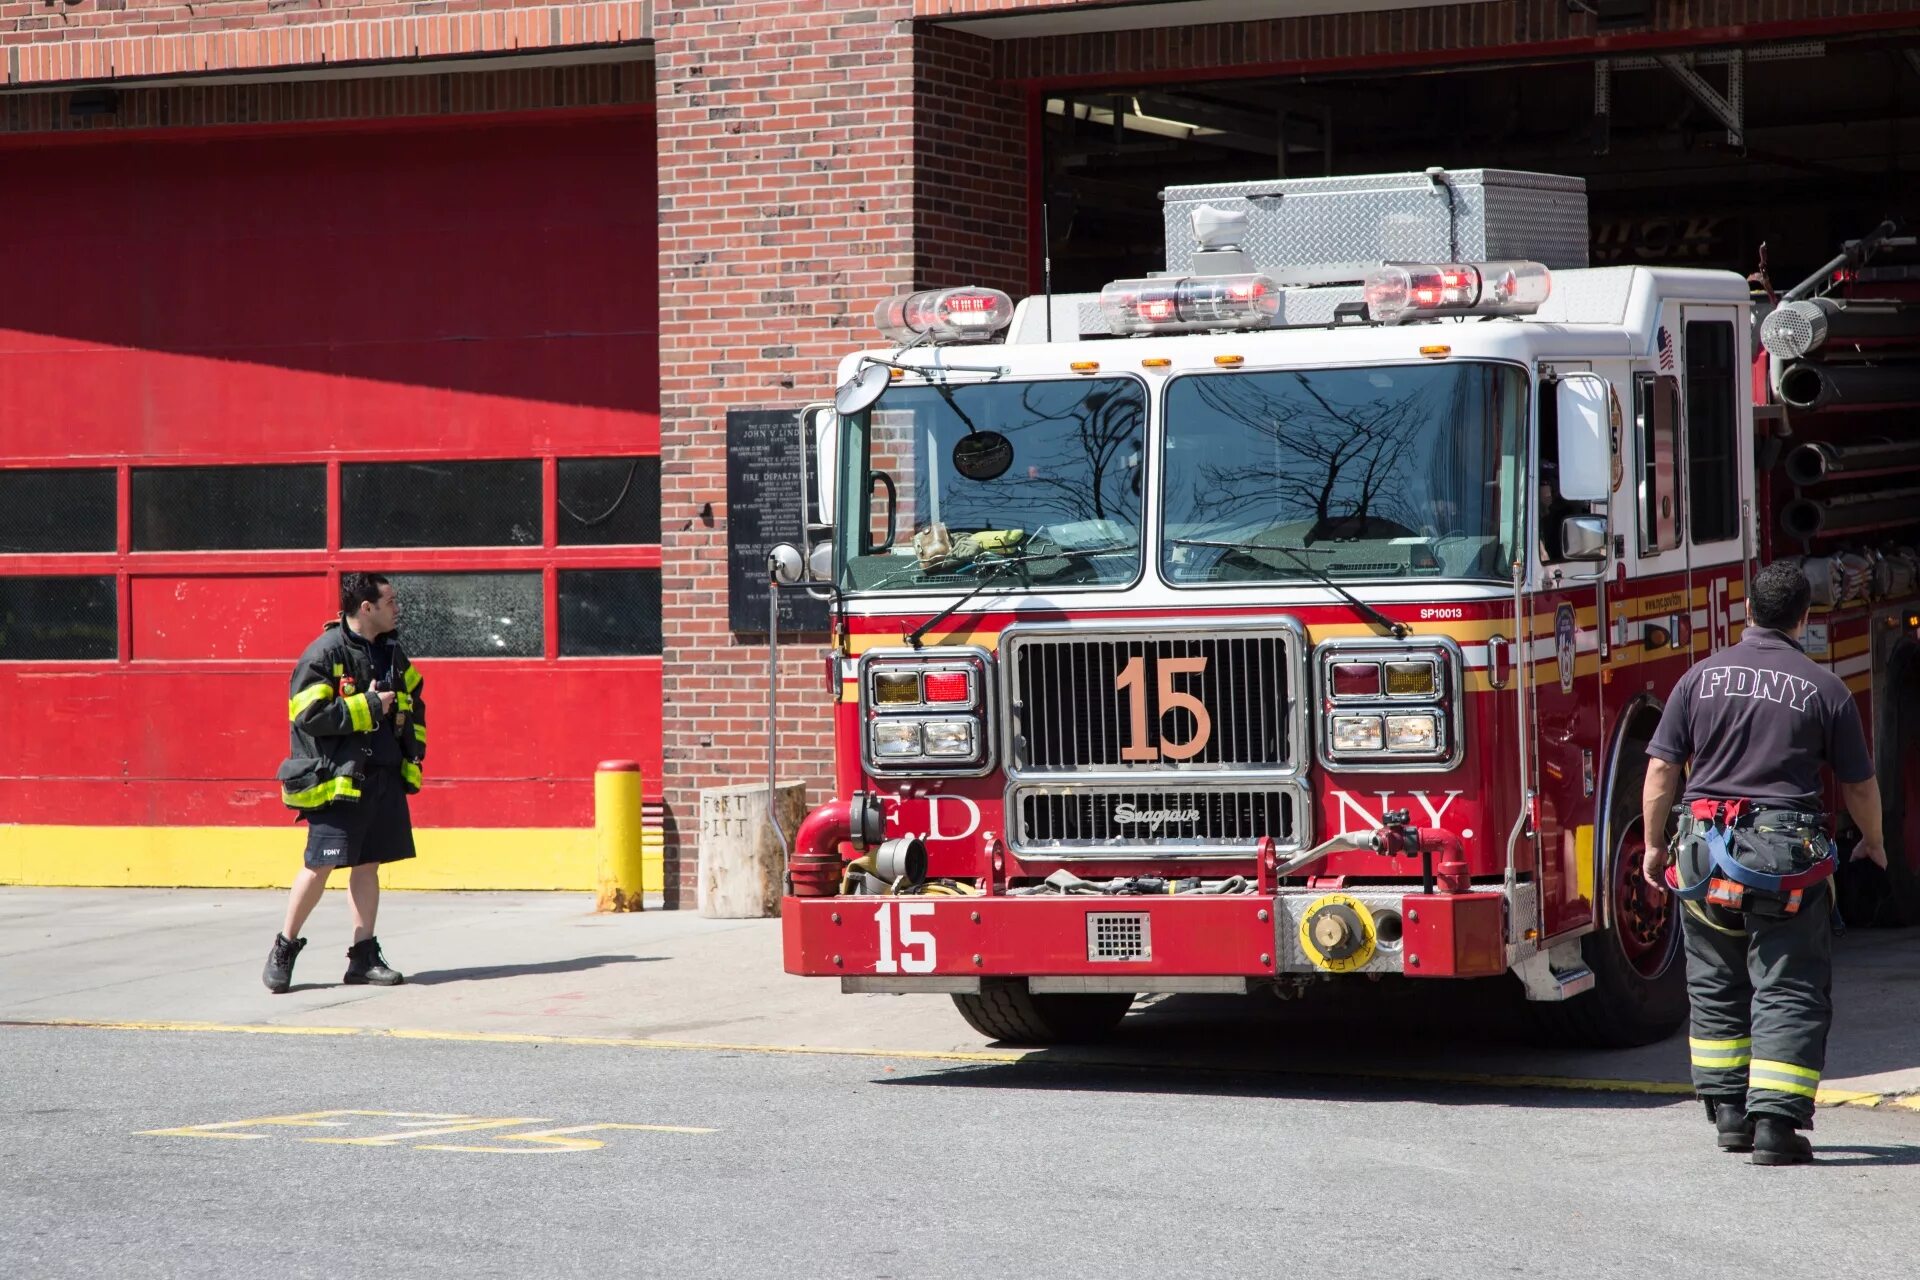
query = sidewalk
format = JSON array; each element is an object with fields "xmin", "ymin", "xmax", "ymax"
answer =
[{"xmin": 5, "ymin": 887, "xmax": 1919, "ymax": 1105}]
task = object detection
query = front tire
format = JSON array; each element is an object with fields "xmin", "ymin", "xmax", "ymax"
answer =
[{"xmin": 950, "ymin": 980, "xmax": 1135, "ymax": 1045}]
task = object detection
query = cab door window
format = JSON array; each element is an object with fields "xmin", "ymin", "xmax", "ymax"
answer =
[
  {"xmin": 1636, "ymin": 372, "xmax": 1683, "ymax": 554},
  {"xmin": 1684, "ymin": 320, "xmax": 1740, "ymax": 546}
]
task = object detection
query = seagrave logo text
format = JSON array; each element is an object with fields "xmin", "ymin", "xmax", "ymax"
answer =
[{"xmin": 1111, "ymin": 803, "xmax": 1201, "ymax": 831}]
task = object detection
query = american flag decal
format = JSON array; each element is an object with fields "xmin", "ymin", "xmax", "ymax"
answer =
[{"xmin": 1657, "ymin": 325, "xmax": 1676, "ymax": 372}]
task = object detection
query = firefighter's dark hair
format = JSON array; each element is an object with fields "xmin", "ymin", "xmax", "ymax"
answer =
[
  {"xmin": 1750, "ymin": 561, "xmax": 1813, "ymax": 631},
  {"xmin": 340, "ymin": 573, "xmax": 392, "ymax": 616}
]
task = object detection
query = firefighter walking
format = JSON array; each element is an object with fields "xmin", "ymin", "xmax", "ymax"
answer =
[
  {"xmin": 1641, "ymin": 561, "xmax": 1887, "ymax": 1165},
  {"xmin": 264, "ymin": 572, "xmax": 429, "ymax": 992}
]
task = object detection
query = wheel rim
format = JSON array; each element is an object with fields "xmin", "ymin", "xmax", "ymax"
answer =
[{"xmin": 1612, "ymin": 815, "xmax": 1678, "ymax": 979}]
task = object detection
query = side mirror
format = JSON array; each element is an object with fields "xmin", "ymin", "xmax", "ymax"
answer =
[
  {"xmin": 768, "ymin": 543, "xmax": 805, "ymax": 585},
  {"xmin": 1561, "ymin": 514, "xmax": 1608, "ymax": 562},
  {"xmin": 800, "ymin": 404, "xmax": 837, "ymax": 584},
  {"xmin": 802, "ymin": 404, "xmax": 838, "ymax": 530},
  {"xmin": 1554, "ymin": 373, "xmax": 1613, "ymax": 502}
]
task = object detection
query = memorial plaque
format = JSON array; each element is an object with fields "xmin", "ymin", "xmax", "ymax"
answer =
[{"xmin": 727, "ymin": 408, "xmax": 829, "ymax": 635}]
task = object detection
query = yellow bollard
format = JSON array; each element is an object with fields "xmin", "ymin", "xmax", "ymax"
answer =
[{"xmin": 595, "ymin": 760, "xmax": 646, "ymax": 912}]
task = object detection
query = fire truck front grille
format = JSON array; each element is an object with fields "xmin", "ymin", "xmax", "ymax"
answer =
[
  {"xmin": 1012, "ymin": 782, "xmax": 1301, "ymax": 857},
  {"xmin": 1004, "ymin": 627, "xmax": 1300, "ymax": 774}
]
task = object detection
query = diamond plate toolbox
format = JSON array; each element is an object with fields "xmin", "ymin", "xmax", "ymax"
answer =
[{"xmin": 1162, "ymin": 169, "xmax": 1588, "ymax": 285}]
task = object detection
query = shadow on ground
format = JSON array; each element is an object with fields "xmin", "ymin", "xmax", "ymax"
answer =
[
  {"xmin": 882, "ymin": 977, "xmax": 1687, "ymax": 1109},
  {"xmin": 403, "ymin": 955, "xmax": 660, "ymax": 986},
  {"xmin": 1814, "ymin": 1145, "xmax": 1920, "ymax": 1166},
  {"xmin": 879, "ymin": 1058, "xmax": 1682, "ymax": 1111}
]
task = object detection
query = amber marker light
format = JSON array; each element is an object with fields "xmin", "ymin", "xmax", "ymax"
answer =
[
  {"xmin": 1214, "ymin": 354, "xmax": 1244, "ymax": 367},
  {"xmin": 1141, "ymin": 357, "xmax": 1172, "ymax": 369},
  {"xmin": 888, "ymin": 367, "xmax": 907, "ymax": 379},
  {"xmin": 1070, "ymin": 361, "xmax": 1101, "ymax": 373},
  {"xmin": 1419, "ymin": 344, "xmax": 1452, "ymax": 358}
]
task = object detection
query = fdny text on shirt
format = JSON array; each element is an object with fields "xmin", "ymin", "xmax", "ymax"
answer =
[{"xmin": 1698, "ymin": 666, "xmax": 1817, "ymax": 710}]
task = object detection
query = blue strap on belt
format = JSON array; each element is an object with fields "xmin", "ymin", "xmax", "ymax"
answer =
[{"xmin": 1668, "ymin": 820, "xmax": 1837, "ymax": 901}]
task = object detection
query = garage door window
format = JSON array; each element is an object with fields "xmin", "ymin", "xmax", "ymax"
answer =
[
  {"xmin": 387, "ymin": 571, "xmax": 542, "ymax": 657},
  {"xmin": 343, "ymin": 460, "xmax": 541, "ymax": 548},
  {"xmin": 559, "ymin": 569, "xmax": 662, "ymax": 656},
  {"xmin": 557, "ymin": 458, "xmax": 661, "ymax": 546},
  {"xmin": 0, "ymin": 469, "xmax": 116, "ymax": 554},
  {"xmin": 132, "ymin": 465, "xmax": 326, "ymax": 551},
  {"xmin": 0, "ymin": 576, "xmax": 116, "ymax": 660}
]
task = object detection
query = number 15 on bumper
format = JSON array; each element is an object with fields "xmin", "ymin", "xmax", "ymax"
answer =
[{"xmin": 874, "ymin": 902, "xmax": 938, "ymax": 973}]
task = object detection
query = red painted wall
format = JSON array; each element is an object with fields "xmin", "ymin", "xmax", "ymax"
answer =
[{"xmin": 0, "ymin": 111, "xmax": 660, "ymax": 830}]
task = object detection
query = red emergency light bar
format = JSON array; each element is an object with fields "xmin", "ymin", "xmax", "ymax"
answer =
[
  {"xmin": 1363, "ymin": 261, "xmax": 1551, "ymax": 325},
  {"xmin": 877, "ymin": 287, "xmax": 1014, "ymax": 344},
  {"xmin": 1097, "ymin": 272, "xmax": 1282, "ymax": 335}
]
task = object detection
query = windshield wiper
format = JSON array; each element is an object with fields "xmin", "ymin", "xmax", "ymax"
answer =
[
  {"xmin": 1169, "ymin": 537, "xmax": 1410, "ymax": 639},
  {"xmin": 905, "ymin": 543, "xmax": 1135, "ymax": 649}
]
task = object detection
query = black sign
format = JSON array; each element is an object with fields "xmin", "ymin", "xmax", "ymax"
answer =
[{"xmin": 727, "ymin": 408, "xmax": 830, "ymax": 635}]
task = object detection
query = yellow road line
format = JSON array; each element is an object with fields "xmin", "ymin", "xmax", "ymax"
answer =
[
  {"xmin": 6, "ymin": 1017, "xmax": 1030, "ymax": 1065},
  {"xmin": 13, "ymin": 1015, "xmax": 1905, "ymax": 1107}
]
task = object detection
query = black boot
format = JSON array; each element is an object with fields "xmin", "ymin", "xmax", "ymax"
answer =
[
  {"xmin": 344, "ymin": 937, "xmax": 404, "ymax": 986},
  {"xmin": 1702, "ymin": 1096, "xmax": 1754, "ymax": 1152},
  {"xmin": 262, "ymin": 933, "xmax": 306, "ymax": 994},
  {"xmin": 1751, "ymin": 1116, "xmax": 1814, "ymax": 1166}
]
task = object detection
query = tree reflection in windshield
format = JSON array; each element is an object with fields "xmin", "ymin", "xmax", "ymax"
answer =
[
  {"xmin": 840, "ymin": 378, "xmax": 1146, "ymax": 593},
  {"xmin": 1162, "ymin": 362, "xmax": 1526, "ymax": 583}
]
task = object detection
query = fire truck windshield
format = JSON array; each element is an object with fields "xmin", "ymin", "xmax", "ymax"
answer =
[
  {"xmin": 1161, "ymin": 361, "xmax": 1527, "ymax": 584},
  {"xmin": 836, "ymin": 377, "xmax": 1147, "ymax": 593}
]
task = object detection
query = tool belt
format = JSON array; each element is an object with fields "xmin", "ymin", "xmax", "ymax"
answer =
[{"xmin": 1665, "ymin": 798, "xmax": 1836, "ymax": 918}]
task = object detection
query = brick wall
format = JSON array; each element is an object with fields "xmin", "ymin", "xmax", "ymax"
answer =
[
  {"xmin": 0, "ymin": 58, "xmax": 649, "ymax": 135},
  {"xmin": 0, "ymin": 0, "xmax": 649, "ymax": 87},
  {"xmin": 655, "ymin": 7, "xmax": 1026, "ymax": 905},
  {"xmin": 655, "ymin": 0, "xmax": 916, "ymax": 906},
  {"xmin": 914, "ymin": 24, "xmax": 1027, "ymax": 292}
]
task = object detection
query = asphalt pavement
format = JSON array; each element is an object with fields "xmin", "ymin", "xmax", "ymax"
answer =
[
  {"xmin": 6, "ymin": 1023, "xmax": 1920, "ymax": 1280},
  {"xmin": 5, "ymin": 887, "xmax": 1920, "ymax": 1278}
]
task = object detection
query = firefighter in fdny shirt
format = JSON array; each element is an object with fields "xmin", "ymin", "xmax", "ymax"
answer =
[{"xmin": 1640, "ymin": 560, "xmax": 1886, "ymax": 1165}]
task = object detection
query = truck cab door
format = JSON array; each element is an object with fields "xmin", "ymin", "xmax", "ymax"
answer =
[{"xmin": 1531, "ymin": 364, "xmax": 1613, "ymax": 939}]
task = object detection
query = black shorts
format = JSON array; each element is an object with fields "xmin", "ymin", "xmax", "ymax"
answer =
[{"xmin": 302, "ymin": 767, "xmax": 416, "ymax": 871}]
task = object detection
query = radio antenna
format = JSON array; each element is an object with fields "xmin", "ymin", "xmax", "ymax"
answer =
[{"xmin": 1041, "ymin": 185, "xmax": 1055, "ymax": 342}]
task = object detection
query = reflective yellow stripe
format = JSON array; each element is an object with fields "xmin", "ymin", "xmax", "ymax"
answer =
[
  {"xmin": 1689, "ymin": 1037, "xmax": 1754, "ymax": 1069},
  {"xmin": 395, "ymin": 692, "xmax": 415, "ymax": 714},
  {"xmin": 400, "ymin": 761, "xmax": 423, "ymax": 789},
  {"xmin": 331, "ymin": 663, "xmax": 344, "ymax": 677},
  {"xmin": 412, "ymin": 723, "xmax": 427, "ymax": 745},
  {"xmin": 1691, "ymin": 1049, "xmax": 1751, "ymax": 1068},
  {"xmin": 403, "ymin": 664, "xmax": 423, "ymax": 693},
  {"xmin": 344, "ymin": 693, "xmax": 373, "ymax": 733},
  {"xmin": 1752, "ymin": 1058, "xmax": 1820, "ymax": 1080},
  {"xmin": 289, "ymin": 683, "xmax": 334, "ymax": 720},
  {"xmin": 281, "ymin": 776, "xmax": 362, "ymax": 809},
  {"xmin": 1750, "ymin": 1059, "xmax": 1821, "ymax": 1097}
]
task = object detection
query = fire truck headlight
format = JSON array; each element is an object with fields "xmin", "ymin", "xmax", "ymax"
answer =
[
  {"xmin": 873, "ymin": 722, "xmax": 925, "ymax": 758},
  {"xmin": 1331, "ymin": 714, "xmax": 1384, "ymax": 753},
  {"xmin": 920, "ymin": 720, "xmax": 977, "ymax": 758},
  {"xmin": 860, "ymin": 648, "xmax": 995, "ymax": 775},
  {"xmin": 1385, "ymin": 713, "xmax": 1441, "ymax": 754}
]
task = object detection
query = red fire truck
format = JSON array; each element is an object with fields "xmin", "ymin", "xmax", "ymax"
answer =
[{"xmin": 770, "ymin": 170, "xmax": 1920, "ymax": 1047}]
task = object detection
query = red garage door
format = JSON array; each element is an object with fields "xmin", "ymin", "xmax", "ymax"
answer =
[{"xmin": 0, "ymin": 111, "xmax": 660, "ymax": 876}]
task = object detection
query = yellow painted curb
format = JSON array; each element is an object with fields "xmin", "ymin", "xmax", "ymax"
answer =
[
  {"xmin": 0, "ymin": 824, "xmax": 664, "ymax": 894},
  {"xmin": 9, "ymin": 1017, "xmax": 1897, "ymax": 1108}
]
